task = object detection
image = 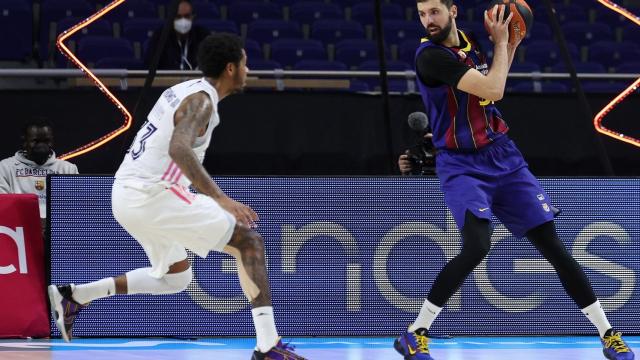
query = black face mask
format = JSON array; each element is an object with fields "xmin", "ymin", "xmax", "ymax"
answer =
[{"xmin": 29, "ymin": 143, "xmax": 51, "ymax": 165}]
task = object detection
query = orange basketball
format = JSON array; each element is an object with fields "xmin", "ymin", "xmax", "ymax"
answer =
[{"xmin": 485, "ymin": 0, "xmax": 533, "ymax": 44}]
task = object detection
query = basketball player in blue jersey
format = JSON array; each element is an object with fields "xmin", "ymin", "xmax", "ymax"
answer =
[
  {"xmin": 393, "ymin": 1, "xmax": 634, "ymax": 360},
  {"xmin": 48, "ymin": 34, "xmax": 307, "ymax": 360}
]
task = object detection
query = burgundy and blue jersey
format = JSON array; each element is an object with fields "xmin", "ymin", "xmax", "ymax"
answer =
[{"xmin": 415, "ymin": 30, "xmax": 509, "ymax": 151}]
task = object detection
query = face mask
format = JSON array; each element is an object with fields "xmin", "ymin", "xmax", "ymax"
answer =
[
  {"xmin": 174, "ymin": 18, "xmax": 192, "ymax": 35},
  {"xmin": 29, "ymin": 143, "xmax": 51, "ymax": 166}
]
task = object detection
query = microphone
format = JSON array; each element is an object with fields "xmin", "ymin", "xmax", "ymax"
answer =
[{"xmin": 407, "ymin": 112, "xmax": 429, "ymax": 132}]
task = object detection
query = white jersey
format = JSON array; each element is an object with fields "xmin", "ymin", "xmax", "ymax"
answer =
[{"xmin": 115, "ymin": 78, "xmax": 219, "ymax": 188}]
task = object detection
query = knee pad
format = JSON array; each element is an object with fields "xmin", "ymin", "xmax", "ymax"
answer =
[{"xmin": 126, "ymin": 267, "xmax": 192, "ymax": 295}]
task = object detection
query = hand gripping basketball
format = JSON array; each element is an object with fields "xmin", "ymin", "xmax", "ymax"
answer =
[{"xmin": 485, "ymin": 0, "xmax": 534, "ymax": 44}]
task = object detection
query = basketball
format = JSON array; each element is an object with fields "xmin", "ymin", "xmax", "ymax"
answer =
[{"xmin": 485, "ymin": 0, "xmax": 533, "ymax": 43}]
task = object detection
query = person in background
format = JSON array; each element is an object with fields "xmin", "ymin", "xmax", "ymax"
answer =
[
  {"xmin": 145, "ymin": 0, "xmax": 211, "ymax": 70},
  {"xmin": 0, "ymin": 118, "xmax": 78, "ymax": 231}
]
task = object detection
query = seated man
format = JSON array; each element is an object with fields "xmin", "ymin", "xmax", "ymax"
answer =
[
  {"xmin": 0, "ymin": 119, "xmax": 78, "ymax": 227},
  {"xmin": 145, "ymin": 0, "xmax": 211, "ymax": 70}
]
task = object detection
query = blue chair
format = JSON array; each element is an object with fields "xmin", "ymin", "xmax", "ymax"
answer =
[
  {"xmin": 191, "ymin": 1, "xmax": 220, "ymax": 19},
  {"xmin": 77, "ymin": 36, "xmax": 134, "ymax": 64},
  {"xmin": 294, "ymin": 60, "xmax": 348, "ymax": 70},
  {"xmin": 359, "ymin": 60, "xmax": 413, "ymax": 90},
  {"xmin": 195, "ymin": 19, "xmax": 238, "ymax": 34},
  {"xmin": 512, "ymin": 82, "xmax": 569, "ymax": 93},
  {"xmin": 525, "ymin": 22, "xmax": 551, "ymax": 42},
  {"xmin": 40, "ymin": 0, "xmax": 93, "ymax": 58},
  {"xmin": 534, "ymin": 3, "xmax": 587, "ymax": 23},
  {"xmin": 358, "ymin": 59, "xmax": 411, "ymax": 71},
  {"xmin": 506, "ymin": 62, "xmax": 542, "ymax": 89},
  {"xmin": 615, "ymin": 62, "xmax": 640, "ymax": 74},
  {"xmin": 398, "ymin": 38, "xmax": 420, "ymax": 64},
  {"xmin": 550, "ymin": 62, "xmax": 607, "ymax": 74},
  {"xmin": 95, "ymin": 57, "xmax": 145, "ymax": 69},
  {"xmin": 621, "ymin": 24, "xmax": 640, "ymax": 44},
  {"xmin": 561, "ymin": 22, "xmax": 613, "ymax": 48},
  {"xmin": 456, "ymin": 21, "xmax": 485, "ymax": 38},
  {"xmin": 335, "ymin": 39, "xmax": 382, "ymax": 68},
  {"xmin": 57, "ymin": 17, "xmax": 112, "ymax": 38},
  {"xmin": 53, "ymin": 17, "xmax": 113, "ymax": 65},
  {"xmin": 549, "ymin": 61, "xmax": 607, "ymax": 89},
  {"xmin": 227, "ymin": 2, "xmax": 282, "ymax": 25},
  {"xmin": 524, "ymin": 40, "xmax": 579, "ymax": 68},
  {"xmin": 122, "ymin": 18, "xmax": 163, "ymax": 45},
  {"xmin": 109, "ymin": 0, "xmax": 157, "ymax": 25},
  {"xmin": 244, "ymin": 38, "xmax": 263, "ymax": 60},
  {"xmin": 290, "ymin": 2, "xmax": 343, "ymax": 25},
  {"xmin": 247, "ymin": 59, "xmax": 283, "ymax": 70},
  {"xmin": 383, "ymin": 20, "xmax": 424, "ymax": 47},
  {"xmin": 247, "ymin": 20, "xmax": 302, "ymax": 44},
  {"xmin": 270, "ymin": 39, "xmax": 327, "ymax": 67},
  {"xmin": 589, "ymin": 41, "xmax": 640, "ymax": 69},
  {"xmin": 331, "ymin": 0, "xmax": 374, "ymax": 7},
  {"xmin": 0, "ymin": 0, "xmax": 32, "ymax": 60},
  {"xmin": 41, "ymin": 0, "xmax": 93, "ymax": 25},
  {"xmin": 311, "ymin": 19, "xmax": 365, "ymax": 44},
  {"xmin": 350, "ymin": 2, "xmax": 404, "ymax": 24},
  {"xmin": 594, "ymin": 7, "xmax": 631, "ymax": 28}
]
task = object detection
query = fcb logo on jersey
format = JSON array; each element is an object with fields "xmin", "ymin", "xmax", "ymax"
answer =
[{"xmin": 35, "ymin": 179, "xmax": 45, "ymax": 191}]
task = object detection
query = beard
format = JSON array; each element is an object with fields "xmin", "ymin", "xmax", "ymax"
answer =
[{"xmin": 426, "ymin": 15, "xmax": 454, "ymax": 44}]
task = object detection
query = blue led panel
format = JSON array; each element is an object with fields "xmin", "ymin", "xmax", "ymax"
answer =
[{"xmin": 49, "ymin": 176, "xmax": 640, "ymax": 336}]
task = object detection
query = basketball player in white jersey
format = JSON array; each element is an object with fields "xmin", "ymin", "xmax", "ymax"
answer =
[{"xmin": 48, "ymin": 33, "xmax": 308, "ymax": 360}]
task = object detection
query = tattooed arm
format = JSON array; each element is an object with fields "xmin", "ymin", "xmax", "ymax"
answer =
[{"xmin": 169, "ymin": 91, "xmax": 257, "ymax": 225}]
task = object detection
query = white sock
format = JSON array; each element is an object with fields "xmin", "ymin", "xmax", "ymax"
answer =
[
  {"xmin": 581, "ymin": 300, "xmax": 612, "ymax": 338},
  {"xmin": 72, "ymin": 278, "xmax": 116, "ymax": 304},
  {"xmin": 408, "ymin": 300, "xmax": 443, "ymax": 333},
  {"xmin": 252, "ymin": 306, "xmax": 279, "ymax": 353}
]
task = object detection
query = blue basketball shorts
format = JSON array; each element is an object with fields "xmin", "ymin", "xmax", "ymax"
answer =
[{"xmin": 436, "ymin": 137, "xmax": 556, "ymax": 238}]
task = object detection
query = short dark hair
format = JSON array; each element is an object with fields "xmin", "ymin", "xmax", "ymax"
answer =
[
  {"xmin": 417, "ymin": 0, "xmax": 454, "ymax": 8},
  {"xmin": 197, "ymin": 33, "xmax": 244, "ymax": 79},
  {"xmin": 22, "ymin": 117, "xmax": 53, "ymax": 136}
]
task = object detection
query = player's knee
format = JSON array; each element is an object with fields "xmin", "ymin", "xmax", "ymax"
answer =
[
  {"xmin": 164, "ymin": 267, "xmax": 193, "ymax": 293},
  {"xmin": 236, "ymin": 229, "xmax": 264, "ymax": 257}
]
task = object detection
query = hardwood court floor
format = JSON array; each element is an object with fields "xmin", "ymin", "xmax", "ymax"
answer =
[{"xmin": 0, "ymin": 336, "xmax": 637, "ymax": 359}]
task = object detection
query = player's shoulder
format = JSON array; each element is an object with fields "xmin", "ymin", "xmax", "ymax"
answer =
[{"xmin": 417, "ymin": 44, "xmax": 457, "ymax": 65}]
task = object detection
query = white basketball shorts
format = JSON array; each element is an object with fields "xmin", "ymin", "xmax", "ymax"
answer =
[{"xmin": 111, "ymin": 181, "xmax": 236, "ymax": 278}]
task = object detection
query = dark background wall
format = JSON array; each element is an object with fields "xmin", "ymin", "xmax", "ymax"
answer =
[{"xmin": 1, "ymin": 89, "xmax": 638, "ymax": 175}]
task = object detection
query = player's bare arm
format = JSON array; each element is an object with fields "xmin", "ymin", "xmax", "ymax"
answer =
[
  {"xmin": 169, "ymin": 91, "xmax": 258, "ymax": 225},
  {"xmin": 456, "ymin": 5, "xmax": 512, "ymax": 101}
]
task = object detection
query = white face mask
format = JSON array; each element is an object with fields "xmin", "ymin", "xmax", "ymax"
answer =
[{"xmin": 174, "ymin": 18, "xmax": 192, "ymax": 35}]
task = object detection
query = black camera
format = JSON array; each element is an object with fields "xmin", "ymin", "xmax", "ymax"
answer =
[
  {"xmin": 406, "ymin": 136, "xmax": 436, "ymax": 175},
  {"xmin": 404, "ymin": 111, "xmax": 436, "ymax": 175}
]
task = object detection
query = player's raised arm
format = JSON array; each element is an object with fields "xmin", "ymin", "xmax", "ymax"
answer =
[{"xmin": 456, "ymin": 5, "xmax": 512, "ymax": 101}]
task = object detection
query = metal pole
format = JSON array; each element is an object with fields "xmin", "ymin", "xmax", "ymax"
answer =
[
  {"xmin": 541, "ymin": 0, "xmax": 614, "ymax": 175},
  {"xmin": 373, "ymin": 0, "xmax": 395, "ymax": 174}
]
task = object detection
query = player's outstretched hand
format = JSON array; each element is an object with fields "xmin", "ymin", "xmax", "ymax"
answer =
[
  {"xmin": 485, "ymin": 5, "xmax": 513, "ymax": 45},
  {"xmin": 219, "ymin": 197, "xmax": 259, "ymax": 228}
]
